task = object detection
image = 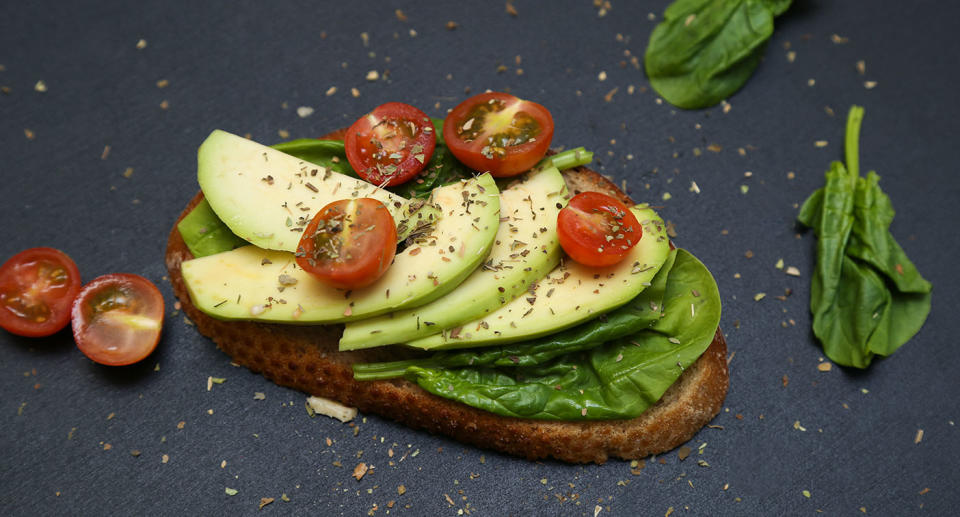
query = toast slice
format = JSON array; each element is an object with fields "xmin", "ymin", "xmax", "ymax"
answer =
[{"xmin": 165, "ymin": 160, "xmax": 729, "ymax": 464}]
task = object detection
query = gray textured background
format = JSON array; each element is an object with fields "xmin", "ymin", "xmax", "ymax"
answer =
[{"xmin": 2, "ymin": 0, "xmax": 958, "ymax": 514}]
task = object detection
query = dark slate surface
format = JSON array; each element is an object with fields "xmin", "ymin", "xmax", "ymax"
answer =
[{"xmin": 2, "ymin": 1, "xmax": 958, "ymax": 515}]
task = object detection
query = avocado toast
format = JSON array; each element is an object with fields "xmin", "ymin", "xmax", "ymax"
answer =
[{"xmin": 165, "ymin": 123, "xmax": 728, "ymax": 463}]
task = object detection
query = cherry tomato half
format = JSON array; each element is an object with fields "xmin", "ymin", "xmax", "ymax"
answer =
[
  {"xmin": 344, "ymin": 102, "xmax": 437, "ymax": 187},
  {"xmin": 442, "ymin": 91, "xmax": 554, "ymax": 177},
  {"xmin": 71, "ymin": 274, "xmax": 164, "ymax": 366},
  {"xmin": 557, "ymin": 192, "xmax": 643, "ymax": 267},
  {"xmin": 0, "ymin": 247, "xmax": 82, "ymax": 337},
  {"xmin": 296, "ymin": 198, "xmax": 397, "ymax": 290}
]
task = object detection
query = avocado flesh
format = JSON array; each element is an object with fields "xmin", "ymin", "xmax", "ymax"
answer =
[
  {"xmin": 180, "ymin": 174, "xmax": 501, "ymax": 324},
  {"xmin": 405, "ymin": 205, "xmax": 671, "ymax": 350},
  {"xmin": 197, "ymin": 129, "xmax": 407, "ymax": 252},
  {"xmin": 339, "ymin": 166, "xmax": 568, "ymax": 350}
]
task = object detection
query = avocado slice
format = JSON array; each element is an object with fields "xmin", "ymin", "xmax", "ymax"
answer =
[
  {"xmin": 180, "ymin": 174, "xmax": 501, "ymax": 323},
  {"xmin": 197, "ymin": 130, "xmax": 408, "ymax": 252},
  {"xmin": 339, "ymin": 166, "xmax": 568, "ymax": 350},
  {"xmin": 405, "ymin": 205, "xmax": 671, "ymax": 350}
]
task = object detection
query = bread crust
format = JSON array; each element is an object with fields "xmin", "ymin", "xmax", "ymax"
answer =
[{"xmin": 165, "ymin": 158, "xmax": 728, "ymax": 464}]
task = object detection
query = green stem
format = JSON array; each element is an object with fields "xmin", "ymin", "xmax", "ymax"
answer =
[
  {"xmin": 845, "ymin": 105, "xmax": 865, "ymax": 181},
  {"xmin": 538, "ymin": 147, "xmax": 593, "ymax": 171},
  {"xmin": 352, "ymin": 358, "xmax": 437, "ymax": 381}
]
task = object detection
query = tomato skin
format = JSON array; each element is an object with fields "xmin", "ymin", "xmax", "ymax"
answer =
[
  {"xmin": 296, "ymin": 198, "xmax": 397, "ymax": 290},
  {"xmin": 0, "ymin": 247, "xmax": 82, "ymax": 337},
  {"xmin": 556, "ymin": 192, "xmax": 643, "ymax": 267},
  {"xmin": 71, "ymin": 274, "xmax": 164, "ymax": 366},
  {"xmin": 344, "ymin": 102, "xmax": 437, "ymax": 186},
  {"xmin": 442, "ymin": 92, "xmax": 554, "ymax": 177}
]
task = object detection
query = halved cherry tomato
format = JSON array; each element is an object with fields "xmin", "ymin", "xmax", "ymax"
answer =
[
  {"xmin": 296, "ymin": 198, "xmax": 397, "ymax": 290},
  {"xmin": 0, "ymin": 247, "xmax": 82, "ymax": 337},
  {"xmin": 442, "ymin": 91, "xmax": 554, "ymax": 177},
  {"xmin": 557, "ymin": 192, "xmax": 643, "ymax": 267},
  {"xmin": 344, "ymin": 102, "xmax": 437, "ymax": 186},
  {"xmin": 71, "ymin": 274, "xmax": 164, "ymax": 366}
]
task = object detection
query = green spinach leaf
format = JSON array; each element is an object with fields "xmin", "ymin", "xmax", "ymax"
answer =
[
  {"xmin": 269, "ymin": 139, "xmax": 356, "ymax": 176},
  {"xmin": 798, "ymin": 106, "xmax": 932, "ymax": 368},
  {"xmin": 644, "ymin": 0, "xmax": 792, "ymax": 109},
  {"xmin": 403, "ymin": 249, "xmax": 721, "ymax": 420},
  {"xmin": 176, "ymin": 198, "xmax": 248, "ymax": 258}
]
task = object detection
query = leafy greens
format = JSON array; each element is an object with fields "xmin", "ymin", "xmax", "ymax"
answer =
[
  {"xmin": 356, "ymin": 249, "xmax": 721, "ymax": 421},
  {"xmin": 797, "ymin": 105, "xmax": 932, "ymax": 368},
  {"xmin": 644, "ymin": 0, "xmax": 792, "ymax": 109}
]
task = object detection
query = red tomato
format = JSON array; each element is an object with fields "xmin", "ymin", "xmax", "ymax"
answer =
[
  {"xmin": 442, "ymin": 91, "xmax": 554, "ymax": 177},
  {"xmin": 0, "ymin": 247, "xmax": 82, "ymax": 337},
  {"xmin": 296, "ymin": 198, "xmax": 397, "ymax": 290},
  {"xmin": 344, "ymin": 102, "xmax": 437, "ymax": 186},
  {"xmin": 71, "ymin": 274, "xmax": 164, "ymax": 366},
  {"xmin": 557, "ymin": 192, "xmax": 643, "ymax": 267}
]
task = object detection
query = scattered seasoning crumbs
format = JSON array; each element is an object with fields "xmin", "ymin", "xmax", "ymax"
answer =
[
  {"xmin": 159, "ymin": 100, "xmax": 169, "ymax": 110},
  {"xmin": 814, "ymin": 140, "xmax": 828, "ymax": 148},
  {"xmin": 366, "ymin": 70, "xmax": 380, "ymax": 81},
  {"xmin": 914, "ymin": 429, "xmax": 924, "ymax": 444},
  {"xmin": 297, "ymin": 106, "xmax": 314, "ymax": 118},
  {"xmin": 740, "ymin": 185, "xmax": 749, "ymax": 194},
  {"xmin": 753, "ymin": 293, "xmax": 766, "ymax": 301},
  {"xmin": 161, "ymin": 454, "xmax": 170, "ymax": 463},
  {"xmin": 130, "ymin": 450, "xmax": 141, "ymax": 457},
  {"xmin": 326, "ymin": 86, "xmax": 337, "ymax": 96},
  {"xmin": 793, "ymin": 420, "xmax": 807, "ymax": 432},
  {"xmin": 802, "ymin": 489, "xmax": 811, "ymax": 498},
  {"xmin": 677, "ymin": 446, "xmax": 692, "ymax": 461},
  {"xmin": 817, "ymin": 362, "xmax": 832, "ymax": 372},
  {"xmin": 136, "ymin": 39, "xmax": 147, "ymax": 49},
  {"xmin": 34, "ymin": 80, "xmax": 47, "ymax": 92},
  {"xmin": 864, "ymin": 80, "xmax": 877, "ymax": 90},
  {"xmin": 856, "ymin": 60, "xmax": 866, "ymax": 75},
  {"xmin": 156, "ymin": 79, "xmax": 169, "ymax": 88},
  {"xmin": 24, "ymin": 129, "xmax": 35, "ymax": 140},
  {"xmin": 253, "ymin": 392, "xmax": 266, "ymax": 400},
  {"xmin": 123, "ymin": 167, "xmax": 134, "ymax": 178},
  {"xmin": 225, "ymin": 487, "xmax": 238, "ymax": 496},
  {"xmin": 259, "ymin": 497, "xmax": 274, "ymax": 510},
  {"xmin": 785, "ymin": 266, "xmax": 801, "ymax": 277},
  {"xmin": 353, "ymin": 462, "xmax": 369, "ymax": 480}
]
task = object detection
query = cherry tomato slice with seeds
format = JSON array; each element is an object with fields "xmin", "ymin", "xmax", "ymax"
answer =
[
  {"xmin": 557, "ymin": 192, "xmax": 642, "ymax": 267},
  {"xmin": 71, "ymin": 273, "xmax": 164, "ymax": 366},
  {"xmin": 296, "ymin": 198, "xmax": 397, "ymax": 290},
  {"xmin": 0, "ymin": 247, "xmax": 82, "ymax": 337},
  {"xmin": 344, "ymin": 102, "xmax": 437, "ymax": 187},
  {"xmin": 443, "ymin": 91, "xmax": 554, "ymax": 177}
]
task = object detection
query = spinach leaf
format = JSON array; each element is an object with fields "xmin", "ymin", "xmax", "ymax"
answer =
[
  {"xmin": 798, "ymin": 106, "xmax": 932, "ymax": 368},
  {"xmin": 404, "ymin": 249, "xmax": 721, "ymax": 420},
  {"xmin": 269, "ymin": 139, "xmax": 356, "ymax": 176},
  {"xmin": 176, "ymin": 198, "xmax": 248, "ymax": 258},
  {"xmin": 644, "ymin": 0, "xmax": 792, "ymax": 109}
]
